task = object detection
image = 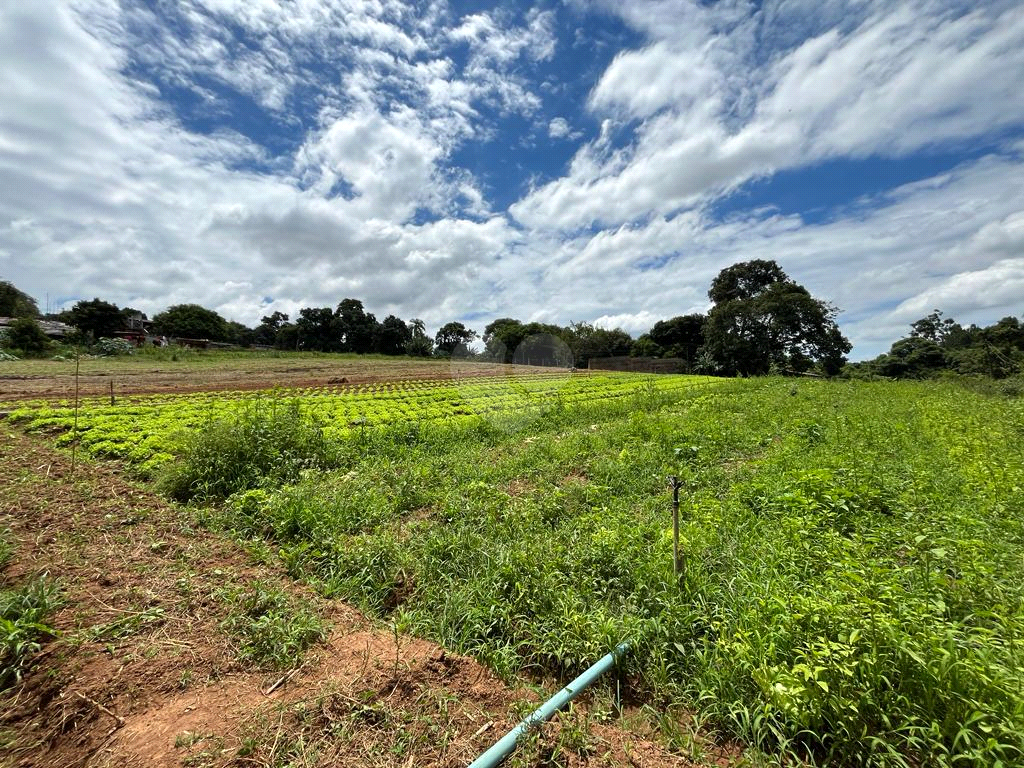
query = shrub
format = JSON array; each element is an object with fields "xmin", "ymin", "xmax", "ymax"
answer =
[
  {"xmin": 93, "ymin": 337, "xmax": 135, "ymax": 356},
  {"xmin": 6, "ymin": 318, "xmax": 51, "ymax": 355},
  {"xmin": 158, "ymin": 399, "xmax": 342, "ymax": 502}
]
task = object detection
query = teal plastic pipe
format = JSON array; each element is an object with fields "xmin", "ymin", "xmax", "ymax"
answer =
[{"xmin": 467, "ymin": 642, "xmax": 631, "ymax": 768}]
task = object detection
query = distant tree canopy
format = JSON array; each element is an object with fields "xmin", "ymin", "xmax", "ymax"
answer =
[
  {"xmin": 0, "ymin": 281, "xmax": 39, "ymax": 318},
  {"xmin": 646, "ymin": 314, "xmax": 706, "ymax": 361},
  {"xmin": 62, "ymin": 298, "xmax": 128, "ymax": 340},
  {"xmin": 152, "ymin": 304, "xmax": 230, "ymax": 342},
  {"xmin": 405, "ymin": 318, "xmax": 433, "ymax": 357},
  {"xmin": 335, "ymin": 298, "xmax": 378, "ymax": 354},
  {"xmin": 857, "ymin": 310, "xmax": 1024, "ymax": 379},
  {"xmin": 567, "ymin": 323, "xmax": 631, "ymax": 366},
  {"xmin": 703, "ymin": 260, "xmax": 851, "ymax": 376},
  {"xmin": 377, "ymin": 315, "xmax": 412, "ymax": 356},
  {"xmin": 3, "ymin": 261, "xmax": 867, "ymax": 375},
  {"xmin": 480, "ymin": 318, "xmax": 632, "ymax": 367},
  {"xmin": 434, "ymin": 321, "xmax": 477, "ymax": 356}
]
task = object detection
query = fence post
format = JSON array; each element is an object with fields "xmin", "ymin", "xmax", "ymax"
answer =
[{"xmin": 668, "ymin": 476, "xmax": 683, "ymax": 579}]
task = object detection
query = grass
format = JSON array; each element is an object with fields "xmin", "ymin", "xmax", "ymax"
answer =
[
  {"xmin": 0, "ymin": 347, "xmax": 472, "ymax": 377},
  {"xmin": 7, "ymin": 372, "xmax": 1024, "ymax": 765},
  {"xmin": 217, "ymin": 581, "xmax": 327, "ymax": 671},
  {"xmin": 158, "ymin": 399, "xmax": 343, "ymax": 501},
  {"xmin": 0, "ymin": 563, "xmax": 62, "ymax": 688},
  {"xmin": 189, "ymin": 377, "xmax": 1024, "ymax": 767}
]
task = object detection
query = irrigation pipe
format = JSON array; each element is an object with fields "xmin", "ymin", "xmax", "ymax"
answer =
[{"xmin": 467, "ymin": 641, "xmax": 631, "ymax": 768}]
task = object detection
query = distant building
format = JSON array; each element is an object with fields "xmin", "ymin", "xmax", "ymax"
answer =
[{"xmin": 0, "ymin": 317, "xmax": 76, "ymax": 339}]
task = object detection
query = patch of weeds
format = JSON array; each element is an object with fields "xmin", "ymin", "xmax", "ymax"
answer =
[
  {"xmin": 0, "ymin": 529, "xmax": 13, "ymax": 571},
  {"xmin": 180, "ymin": 733, "xmax": 226, "ymax": 767},
  {"xmin": 551, "ymin": 704, "xmax": 597, "ymax": 762},
  {"xmin": 0, "ymin": 574, "xmax": 62, "ymax": 688},
  {"xmin": 175, "ymin": 730, "xmax": 212, "ymax": 749},
  {"xmin": 177, "ymin": 668, "xmax": 195, "ymax": 690},
  {"xmin": 218, "ymin": 582, "xmax": 326, "ymax": 670},
  {"xmin": 159, "ymin": 399, "xmax": 341, "ymax": 502}
]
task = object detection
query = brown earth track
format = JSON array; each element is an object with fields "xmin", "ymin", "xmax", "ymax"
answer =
[{"xmin": 0, "ymin": 430, "xmax": 705, "ymax": 768}]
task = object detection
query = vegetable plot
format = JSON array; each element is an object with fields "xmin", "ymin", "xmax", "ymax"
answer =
[{"xmin": 1, "ymin": 373, "xmax": 717, "ymax": 474}]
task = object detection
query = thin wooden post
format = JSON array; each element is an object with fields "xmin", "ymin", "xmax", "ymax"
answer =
[
  {"xmin": 110, "ymin": 379, "xmax": 115, "ymax": 406},
  {"xmin": 668, "ymin": 476, "xmax": 682, "ymax": 578},
  {"xmin": 72, "ymin": 351, "xmax": 80, "ymax": 474}
]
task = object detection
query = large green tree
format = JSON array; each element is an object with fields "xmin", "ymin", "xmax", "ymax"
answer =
[
  {"xmin": 703, "ymin": 260, "xmax": 851, "ymax": 375},
  {"xmin": 434, "ymin": 322, "xmax": 476, "ymax": 356},
  {"xmin": 152, "ymin": 304, "xmax": 229, "ymax": 341},
  {"xmin": 648, "ymin": 314, "xmax": 706, "ymax": 361},
  {"xmin": 376, "ymin": 315, "xmax": 411, "ymax": 355},
  {"xmin": 295, "ymin": 307, "xmax": 336, "ymax": 351},
  {"xmin": 482, "ymin": 318, "xmax": 528, "ymax": 363},
  {"xmin": 334, "ymin": 299, "xmax": 379, "ymax": 354},
  {"xmin": 63, "ymin": 298, "xmax": 125, "ymax": 340},
  {"xmin": 254, "ymin": 311, "xmax": 289, "ymax": 346},
  {"xmin": 0, "ymin": 281, "xmax": 39, "ymax": 317}
]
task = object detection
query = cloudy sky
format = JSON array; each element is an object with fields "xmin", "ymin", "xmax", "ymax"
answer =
[{"xmin": 2, "ymin": 0, "xmax": 1023, "ymax": 358}]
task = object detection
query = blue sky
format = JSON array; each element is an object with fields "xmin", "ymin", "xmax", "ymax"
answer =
[{"xmin": 1, "ymin": 0, "xmax": 1023, "ymax": 358}]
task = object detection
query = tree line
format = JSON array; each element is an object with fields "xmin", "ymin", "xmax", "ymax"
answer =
[
  {"xmin": 849, "ymin": 310, "xmax": 1024, "ymax": 379},
  {"xmin": 2, "ymin": 260, "xmax": 859, "ymax": 375}
]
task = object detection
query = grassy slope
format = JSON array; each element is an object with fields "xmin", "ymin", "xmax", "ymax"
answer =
[{"xmin": 204, "ymin": 378, "xmax": 1024, "ymax": 766}]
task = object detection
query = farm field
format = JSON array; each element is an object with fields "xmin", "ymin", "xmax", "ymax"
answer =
[
  {"xmin": 3, "ymin": 364, "xmax": 1024, "ymax": 767},
  {"xmin": 0, "ymin": 348, "xmax": 538, "ymax": 400}
]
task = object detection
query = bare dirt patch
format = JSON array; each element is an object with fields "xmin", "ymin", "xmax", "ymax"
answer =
[{"xmin": 0, "ymin": 431, "xmax": 702, "ymax": 768}]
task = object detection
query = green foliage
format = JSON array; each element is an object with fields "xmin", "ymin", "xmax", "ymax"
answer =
[
  {"xmin": 647, "ymin": 314, "xmax": 706, "ymax": 361},
  {"xmin": 335, "ymin": 298, "xmax": 379, "ymax": 354},
  {"xmin": 704, "ymin": 260, "xmax": 851, "ymax": 376},
  {"xmin": 405, "ymin": 318, "xmax": 432, "ymax": 356},
  {"xmin": 93, "ymin": 337, "xmax": 135, "ymax": 356},
  {"xmin": 218, "ymin": 582, "xmax": 326, "ymax": 670},
  {"xmin": 0, "ymin": 575, "xmax": 61, "ymax": 688},
  {"xmin": 158, "ymin": 399, "xmax": 341, "ymax": 501},
  {"xmin": 168, "ymin": 379, "xmax": 1024, "ymax": 766},
  {"xmin": 7, "ymin": 373, "xmax": 1024, "ymax": 765},
  {"xmin": 6, "ymin": 317, "xmax": 51, "ymax": 355},
  {"xmin": 377, "ymin": 314, "xmax": 411, "ymax": 355},
  {"xmin": 152, "ymin": 303, "xmax": 230, "ymax": 341},
  {"xmin": 62, "ymin": 298, "xmax": 125, "ymax": 340},
  {"xmin": 860, "ymin": 310, "xmax": 1024, "ymax": 380},
  {"xmin": 0, "ymin": 281, "xmax": 39, "ymax": 318},
  {"xmin": 434, "ymin": 321, "xmax": 477, "ymax": 356}
]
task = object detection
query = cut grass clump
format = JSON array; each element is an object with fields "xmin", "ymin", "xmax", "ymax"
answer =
[
  {"xmin": 159, "ymin": 399, "xmax": 342, "ymax": 502},
  {"xmin": 218, "ymin": 581, "xmax": 327, "ymax": 671}
]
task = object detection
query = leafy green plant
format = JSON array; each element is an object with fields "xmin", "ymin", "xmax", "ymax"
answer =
[{"xmin": 0, "ymin": 575, "xmax": 61, "ymax": 688}]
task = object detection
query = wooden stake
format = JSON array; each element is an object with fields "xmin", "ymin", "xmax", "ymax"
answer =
[
  {"xmin": 668, "ymin": 476, "xmax": 684, "ymax": 582},
  {"xmin": 72, "ymin": 350, "xmax": 80, "ymax": 474}
]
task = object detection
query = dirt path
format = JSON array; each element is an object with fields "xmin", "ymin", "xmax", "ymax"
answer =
[{"xmin": 0, "ymin": 431, "xmax": 702, "ymax": 768}]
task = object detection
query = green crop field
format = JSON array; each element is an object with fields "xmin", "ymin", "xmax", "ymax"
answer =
[{"xmin": 5, "ymin": 373, "xmax": 1023, "ymax": 766}]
